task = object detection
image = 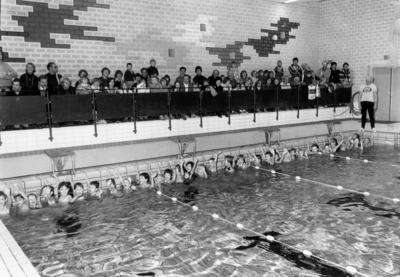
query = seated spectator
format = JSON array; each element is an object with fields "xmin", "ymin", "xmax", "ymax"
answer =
[
  {"xmin": 301, "ymin": 70, "xmax": 315, "ymax": 87},
  {"xmin": 74, "ymin": 69, "xmax": 89, "ymax": 88},
  {"xmin": 124, "ymin": 63, "xmax": 135, "ymax": 88},
  {"xmin": 117, "ymin": 82, "xmax": 132, "ymax": 94},
  {"xmin": 208, "ymin": 70, "xmax": 219, "ymax": 87},
  {"xmin": 99, "ymin": 67, "xmax": 112, "ymax": 89},
  {"xmin": 6, "ymin": 78, "xmax": 27, "ymax": 96},
  {"xmin": 114, "ymin": 70, "xmax": 124, "ymax": 89},
  {"xmin": 288, "ymin": 57, "xmax": 302, "ymax": 81},
  {"xmin": 316, "ymin": 61, "xmax": 331, "ymax": 87},
  {"xmin": 213, "ymin": 77, "xmax": 223, "ymax": 92},
  {"xmin": 149, "ymin": 76, "xmax": 162, "ymax": 90},
  {"xmin": 147, "ymin": 59, "xmax": 159, "ymax": 77},
  {"xmin": 280, "ymin": 76, "xmax": 291, "ymax": 89},
  {"xmin": 220, "ymin": 75, "xmax": 226, "ymax": 83},
  {"xmin": 340, "ymin": 62, "xmax": 352, "ymax": 87},
  {"xmin": 141, "ymin": 68, "xmax": 149, "ymax": 87},
  {"xmin": 274, "ymin": 60, "xmax": 284, "ymax": 81},
  {"xmin": 328, "ymin": 62, "xmax": 341, "ymax": 92},
  {"xmin": 106, "ymin": 79, "xmax": 116, "ymax": 93},
  {"xmin": 19, "ymin": 63, "xmax": 38, "ymax": 94},
  {"xmin": 0, "ymin": 48, "xmax": 18, "ymax": 95},
  {"xmin": 290, "ymin": 76, "xmax": 301, "ymax": 86},
  {"xmin": 37, "ymin": 75, "xmax": 48, "ymax": 96},
  {"xmin": 164, "ymin": 75, "xmax": 171, "ymax": 88},
  {"xmin": 310, "ymin": 71, "xmax": 319, "ymax": 86},
  {"xmin": 227, "ymin": 70, "xmax": 238, "ymax": 88},
  {"xmin": 90, "ymin": 78, "xmax": 101, "ymax": 93},
  {"xmin": 160, "ymin": 77, "xmax": 171, "ymax": 89},
  {"xmin": 238, "ymin": 70, "xmax": 250, "ymax": 85},
  {"xmin": 268, "ymin": 71, "xmax": 275, "ymax": 81},
  {"xmin": 228, "ymin": 61, "xmax": 240, "ymax": 81},
  {"xmin": 244, "ymin": 78, "xmax": 253, "ymax": 89},
  {"xmin": 136, "ymin": 76, "xmax": 149, "ymax": 93},
  {"xmin": 264, "ymin": 78, "xmax": 274, "ymax": 90},
  {"xmin": 257, "ymin": 70, "xmax": 264, "ymax": 81},
  {"xmin": 175, "ymin": 67, "xmax": 186, "ymax": 88},
  {"xmin": 131, "ymin": 74, "xmax": 143, "ymax": 89},
  {"xmin": 222, "ymin": 78, "xmax": 231, "ymax": 91},
  {"xmin": 75, "ymin": 76, "xmax": 90, "ymax": 94},
  {"xmin": 58, "ymin": 77, "xmax": 75, "ymax": 95},
  {"xmin": 45, "ymin": 62, "xmax": 62, "ymax": 95},
  {"xmin": 193, "ymin": 66, "xmax": 207, "ymax": 86},
  {"xmin": 180, "ymin": 74, "xmax": 194, "ymax": 92},
  {"xmin": 250, "ymin": 70, "xmax": 258, "ymax": 85}
]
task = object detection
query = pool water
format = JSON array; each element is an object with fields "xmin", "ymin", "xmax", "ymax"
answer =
[{"xmin": 3, "ymin": 146, "xmax": 400, "ymax": 277}]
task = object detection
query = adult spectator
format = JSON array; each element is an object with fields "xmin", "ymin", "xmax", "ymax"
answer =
[
  {"xmin": 141, "ymin": 68, "xmax": 149, "ymax": 87},
  {"xmin": 238, "ymin": 70, "xmax": 250, "ymax": 85},
  {"xmin": 340, "ymin": 62, "xmax": 352, "ymax": 87},
  {"xmin": 99, "ymin": 67, "xmax": 112, "ymax": 89},
  {"xmin": 359, "ymin": 76, "xmax": 377, "ymax": 132},
  {"xmin": 164, "ymin": 75, "xmax": 172, "ymax": 88},
  {"xmin": 316, "ymin": 61, "xmax": 331, "ymax": 87},
  {"xmin": 280, "ymin": 76, "xmax": 291, "ymax": 89},
  {"xmin": 45, "ymin": 62, "xmax": 62, "ymax": 94},
  {"xmin": 329, "ymin": 62, "xmax": 341, "ymax": 84},
  {"xmin": 37, "ymin": 75, "xmax": 48, "ymax": 96},
  {"xmin": 250, "ymin": 70, "xmax": 258, "ymax": 85},
  {"xmin": 175, "ymin": 67, "xmax": 186, "ymax": 88},
  {"xmin": 180, "ymin": 74, "xmax": 194, "ymax": 92},
  {"xmin": 208, "ymin": 69, "xmax": 219, "ymax": 87},
  {"xmin": 0, "ymin": 48, "xmax": 18, "ymax": 95},
  {"xmin": 74, "ymin": 69, "xmax": 89, "ymax": 88},
  {"xmin": 19, "ymin": 62, "xmax": 38, "ymax": 94},
  {"xmin": 124, "ymin": 63, "xmax": 135, "ymax": 88},
  {"xmin": 288, "ymin": 57, "xmax": 302, "ymax": 81},
  {"xmin": 147, "ymin": 59, "xmax": 159, "ymax": 77},
  {"xmin": 58, "ymin": 77, "xmax": 75, "ymax": 95},
  {"xmin": 114, "ymin": 70, "xmax": 123, "ymax": 89},
  {"xmin": 227, "ymin": 70, "xmax": 238, "ymax": 88},
  {"xmin": 193, "ymin": 66, "xmax": 207, "ymax": 86},
  {"xmin": 6, "ymin": 78, "xmax": 29, "ymax": 129},
  {"xmin": 149, "ymin": 76, "xmax": 162, "ymax": 90}
]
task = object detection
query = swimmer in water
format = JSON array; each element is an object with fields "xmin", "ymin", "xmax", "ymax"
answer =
[
  {"xmin": 66, "ymin": 175, "xmax": 86, "ymax": 200},
  {"xmin": 88, "ymin": 181, "xmax": 103, "ymax": 198},
  {"xmin": 223, "ymin": 155, "xmax": 235, "ymax": 173},
  {"xmin": 117, "ymin": 170, "xmax": 137, "ymax": 192},
  {"xmin": 0, "ymin": 185, "xmax": 12, "ymax": 215},
  {"xmin": 163, "ymin": 167, "xmax": 176, "ymax": 184},
  {"xmin": 27, "ymin": 193, "xmax": 42, "ymax": 210},
  {"xmin": 195, "ymin": 163, "xmax": 208, "ymax": 178},
  {"xmin": 57, "ymin": 181, "xmax": 74, "ymax": 204},
  {"xmin": 308, "ymin": 141, "xmax": 322, "ymax": 154},
  {"xmin": 248, "ymin": 149, "xmax": 263, "ymax": 166},
  {"xmin": 206, "ymin": 151, "xmax": 222, "ymax": 173},
  {"xmin": 363, "ymin": 137, "xmax": 371, "ymax": 147},
  {"xmin": 40, "ymin": 184, "xmax": 57, "ymax": 206},
  {"xmin": 235, "ymin": 153, "xmax": 248, "ymax": 169},
  {"xmin": 297, "ymin": 148, "xmax": 309, "ymax": 159},
  {"xmin": 12, "ymin": 184, "xmax": 29, "ymax": 212},
  {"xmin": 274, "ymin": 147, "xmax": 292, "ymax": 163}
]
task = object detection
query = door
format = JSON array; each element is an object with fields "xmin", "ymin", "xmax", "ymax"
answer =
[
  {"xmin": 391, "ymin": 67, "xmax": 400, "ymax": 121},
  {"xmin": 373, "ymin": 67, "xmax": 392, "ymax": 121}
]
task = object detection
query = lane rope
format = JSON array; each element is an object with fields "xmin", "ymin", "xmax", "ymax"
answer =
[{"xmin": 153, "ymin": 189, "xmax": 371, "ymax": 277}]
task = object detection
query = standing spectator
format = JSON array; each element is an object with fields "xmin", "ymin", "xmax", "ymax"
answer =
[
  {"xmin": 74, "ymin": 69, "xmax": 89, "ymax": 88},
  {"xmin": 114, "ymin": 70, "xmax": 123, "ymax": 89},
  {"xmin": 0, "ymin": 48, "xmax": 18, "ymax": 95},
  {"xmin": 288, "ymin": 57, "xmax": 302, "ymax": 81},
  {"xmin": 45, "ymin": 62, "xmax": 62, "ymax": 95},
  {"xmin": 193, "ymin": 66, "xmax": 207, "ymax": 86},
  {"xmin": 147, "ymin": 59, "xmax": 159, "ymax": 77},
  {"xmin": 250, "ymin": 70, "xmax": 258, "ymax": 85},
  {"xmin": 58, "ymin": 77, "xmax": 75, "ymax": 95},
  {"xmin": 19, "ymin": 63, "xmax": 38, "ymax": 94},
  {"xmin": 175, "ymin": 67, "xmax": 186, "ymax": 88},
  {"xmin": 208, "ymin": 70, "xmax": 220, "ymax": 87},
  {"xmin": 228, "ymin": 61, "xmax": 240, "ymax": 81},
  {"xmin": 124, "ymin": 63, "xmax": 135, "ymax": 88},
  {"xmin": 316, "ymin": 61, "xmax": 331, "ymax": 88},
  {"xmin": 340, "ymin": 62, "xmax": 352, "ymax": 87},
  {"xmin": 76, "ymin": 76, "xmax": 90, "ymax": 94},
  {"xmin": 274, "ymin": 60, "xmax": 284, "ymax": 81},
  {"xmin": 99, "ymin": 67, "xmax": 112, "ymax": 89},
  {"xmin": 359, "ymin": 76, "xmax": 377, "ymax": 132},
  {"xmin": 141, "ymin": 68, "xmax": 149, "ymax": 87}
]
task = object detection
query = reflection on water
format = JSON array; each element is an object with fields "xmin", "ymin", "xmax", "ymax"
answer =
[{"xmin": 3, "ymin": 145, "xmax": 400, "ymax": 277}]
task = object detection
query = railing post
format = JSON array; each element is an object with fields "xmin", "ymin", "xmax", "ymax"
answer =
[
  {"xmin": 132, "ymin": 91, "xmax": 137, "ymax": 134},
  {"xmin": 228, "ymin": 87, "xmax": 231, "ymax": 125},
  {"xmin": 316, "ymin": 89, "xmax": 319, "ymax": 117},
  {"xmin": 276, "ymin": 86, "xmax": 279, "ymax": 121},
  {"xmin": 167, "ymin": 89, "xmax": 171, "ymax": 131},
  {"xmin": 333, "ymin": 87, "xmax": 336, "ymax": 113},
  {"xmin": 199, "ymin": 89, "xmax": 203, "ymax": 128},
  {"xmin": 46, "ymin": 89, "xmax": 53, "ymax": 141},
  {"xmin": 92, "ymin": 90, "xmax": 98, "ymax": 137},
  {"xmin": 297, "ymin": 85, "xmax": 300, "ymax": 119},
  {"xmin": 253, "ymin": 85, "xmax": 256, "ymax": 123}
]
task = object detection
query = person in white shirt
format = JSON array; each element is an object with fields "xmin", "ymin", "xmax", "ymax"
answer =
[{"xmin": 359, "ymin": 76, "xmax": 377, "ymax": 132}]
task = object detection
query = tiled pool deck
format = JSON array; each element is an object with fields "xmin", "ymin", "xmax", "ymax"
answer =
[{"xmin": 0, "ymin": 220, "xmax": 40, "ymax": 277}]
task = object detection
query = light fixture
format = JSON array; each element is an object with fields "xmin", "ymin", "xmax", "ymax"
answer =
[{"xmin": 284, "ymin": 0, "xmax": 298, "ymax": 3}]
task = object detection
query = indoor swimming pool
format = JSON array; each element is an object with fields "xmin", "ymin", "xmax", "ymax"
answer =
[{"xmin": 3, "ymin": 145, "xmax": 400, "ymax": 277}]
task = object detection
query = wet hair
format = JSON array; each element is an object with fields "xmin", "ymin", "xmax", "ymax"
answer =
[
  {"xmin": 289, "ymin": 148, "xmax": 296, "ymax": 153},
  {"xmin": 237, "ymin": 154, "xmax": 246, "ymax": 161},
  {"xmin": 74, "ymin": 182, "xmax": 84, "ymax": 190},
  {"xmin": 0, "ymin": 191, "xmax": 8, "ymax": 202},
  {"xmin": 114, "ymin": 70, "xmax": 123, "ymax": 78},
  {"xmin": 186, "ymin": 162, "xmax": 194, "ymax": 168},
  {"xmin": 195, "ymin": 66, "xmax": 202, "ymax": 73},
  {"xmin": 225, "ymin": 155, "xmax": 234, "ymax": 167},
  {"xmin": 266, "ymin": 152, "xmax": 273, "ymax": 158},
  {"xmin": 106, "ymin": 178, "xmax": 116, "ymax": 188},
  {"xmin": 101, "ymin": 67, "xmax": 110, "ymax": 75},
  {"xmin": 164, "ymin": 169, "xmax": 173, "ymax": 176},
  {"xmin": 330, "ymin": 138, "xmax": 338, "ymax": 146},
  {"xmin": 209, "ymin": 157, "xmax": 215, "ymax": 161},
  {"xmin": 353, "ymin": 133, "xmax": 361, "ymax": 140},
  {"xmin": 78, "ymin": 69, "xmax": 88, "ymax": 77},
  {"xmin": 27, "ymin": 193, "xmax": 37, "ymax": 200},
  {"xmin": 40, "ymin": 185, "xmax": 55, "ymax": 197},
  {"xmin": 255, "ymin": 154, "xmax": 263, "ymax": 162},
  {"xmin": 26, "ymin": 62, "xmax": 36, "ymax": 73},
  {"xmin": 139, "ymin": 173, "xmax": 150, "ymax": 183},
  {"xmin": 311, "ymin": 143, "xmax": 320, "ymax": 149},
  {"xmin": 58, "ymin": 181, "xmax": 74, "ymax": 198},
  {"xmin": 14, "ymin": 194, "xmax": 23, "ymax": 201},
  {"xmin": 324, "ymin": 143, "xmax": 330, "ymax": 148},
  {"xmin": 90, "ymin": 181, "xmax": 100, "ymax": 189},
  {"xmin": 292, "ymin": 57, "xmax": 299, "ymax": 62}
]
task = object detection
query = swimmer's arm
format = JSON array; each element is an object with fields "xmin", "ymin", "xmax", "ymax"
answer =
[
  {"xmin": 215, "ymin": 151, "xmax": 222, "ymax": 169},
  {"xmin": 148, "ymin": 165, "xmax": 155, "ymax": 189},
  {"xmin": 359, "ymin": 139, "xmax": 364, "ymax": 150},
  {"xmin": 116, "ymin": 169, "xmax": 124, "ymax": 185},
  {"xmin": 261, "ymin": 147, "xmax": 267, "ymax": 160},
  {"xmin": 4, "ymin": 187, "xmax": 12, "ymax": 209},
  {"xmin": 190, "ymin": 158, "xmax": 198, "ymax": 177},
  {"xmin": 157, "ymin": 163, "xmax": 162, "ymax": 175},
  {"xmin": 179, "ymin": 156, "xmax": 185, "ymax": 175},
  {"xmin": 35, "ymin": 193, "xmax": 42, "ymax": 208},
  {"xmin": 332, "ymin": 140, "xmax": 345, "ymax": 152}
]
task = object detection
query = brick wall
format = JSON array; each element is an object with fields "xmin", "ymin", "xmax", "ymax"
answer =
[
  {"xmin": 319, "ymin": 0, "xmax": 398, "ymax": 87},
  {"xmin": 0, "ymin": 0, "xmax": 320, "ymax": 82}
]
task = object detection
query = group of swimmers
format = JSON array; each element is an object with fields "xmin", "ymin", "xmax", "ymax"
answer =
[{"xmin": 0, "ymin": 133, "xmax": 371, "ymax": 215}]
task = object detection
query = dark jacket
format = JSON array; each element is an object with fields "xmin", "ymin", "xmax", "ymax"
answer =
[
  {"xmin": 329, "ymin": 69, "xmax": 341, "ymax": 83},
  {"xmin": 19, "ymin": 73, "xmax": 39, "ymax": 93}
]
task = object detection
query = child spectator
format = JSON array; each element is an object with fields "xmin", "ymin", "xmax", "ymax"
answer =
[
  {"xmin": 114, "ymin": 70, "xmax": 124, "ymax": 89},
  {"xmin": 99, "ymin": 67, "xmax": 112, "ymax": 89},
  {"xmin": 316, "ymin": 61, "xmax": 331, "ymax": 87},
  {"xmin": 274, "ymin": 60, "xmax": 284, "ymax": 81},
  {"xmin": 175, "ymin": 67, "xmax": 186, "ymax": 87},
  {"xmin": 20, "ymin": 63, "xmax": 39, "ymax": 93},
  {"xmin": 340, "ymin": 62, "xmax": 351, "ymax": 87},
  {"xmin": 147, "ymin": 59, "xmax": 159, "ymax": 77},
  {"xmin": 250, "ymin": 70, "xmax": 258, "ymax": 85},
  {"xmin": 141, "ymin": 68, "xmax": 149, "ymax": 87},
  {"xmin": 280, "ymin": 76, "xmax": 291, "ymax": 89},
  {"xmin": 76, "ymin": 76, "xmax": 90, "ymax": 94},
  {"xmin": 288, "ymin": 57, "xmax": 302, "ymax": 81},
  {"xmin": 193, "ymin": 66, "xmax": 207, "ymax": 86},
  {"xmin": 124, "ymin": 63, "xmax": 135, "ymax": 88},
  {"xmin": 229, "ymin": 61, "xmax": 240, "ymax": 80},
  {"xmin": 59, "ymin": 77, "xmax": 75, "ymax": 95},
  {"xmin": 74, "ymin": 69, "xmax": 89, "ymax": 88},
  {"xmin": 90, "ymin": 78, "xmax": 101, "ymax": 93}
]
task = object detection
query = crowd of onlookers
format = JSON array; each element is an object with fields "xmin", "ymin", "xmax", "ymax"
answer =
[{"xmin": 0, "ymin": 47, "xmax": 352, "ymax": 98}]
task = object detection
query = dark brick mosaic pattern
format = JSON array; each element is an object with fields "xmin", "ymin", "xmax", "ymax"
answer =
[{"xmin": 207, "ymin": 17, "xmax": 300, "ymax": 68}]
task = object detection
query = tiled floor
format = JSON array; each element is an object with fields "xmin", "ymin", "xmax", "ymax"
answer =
[{"xmin": 0, "ymin": 220, "xmax": 40, "ymax": 277}]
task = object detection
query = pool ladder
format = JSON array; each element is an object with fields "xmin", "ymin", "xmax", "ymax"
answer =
[{"xmin": 169, "ymin": 136, "xmax": 197, "ymax": 158}]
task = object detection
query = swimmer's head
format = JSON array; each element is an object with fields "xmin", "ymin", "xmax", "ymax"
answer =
[
  {"xmin": 27, "ymin": 194, "xmax": 38, "ymax": 208},
  {"xmin": 106, "ymin": 178, "xmax": 116, "ymax": 188},
  {"xmin": 352, "ymin": 133, "xmax": 360, "ymax": 140},
  {"xmin": 208, "ymin": 157, "xmax": 215, "ymax": 167},
  {"xmin": 354, "ymin": 137, "xmax": 361, "ymax": 146},
  {"xmin": 237, "ymin": 154, "xmax": 246, "ymax": 166},
  {"xmin": 74, "ymin": 183, "xmax": 84, "ymax": 195},
  {"xmin": 0, "ymin": 192, "xmax": 8, "ymax": 207},
  {"xmin": 311, "ymin": 144, "xmax": 319, "ymax": 153},
  {"xmin": 122, "ymin": 178, "xmax": 132, "ymax": 189},
  {"xmin": 289, "ymin": 148, "xmax": 296, "ymax": 157},
  {"xmin": 164, "ymin": 169, "xmax": 173, "ymax": 181},
  {"xmin": 330, "ymin": 138, "xmax": 338, "ymax": 147},
  {"xmin": 139, "ymin": 173, "xmax": 150, "ymax": 185},
  {"xmin": 58, "ymin": 182, "xmax": 73, "ymax": 197},
  {"xmin": 224, "ymin": 155, "xmax": 234, "ymax": 167},
  {"xmin": 255, "ymin": 154, "xmax": 262, "ymax": 163},
  {"xmin": 186, "ymin": 161, "xmax": 194, "ymax": 172},
  {"xmin": 40, "ymin": 185, "xmax": 54, "ymax": 197},
  {"xmin": 324, "ymin": 144, "xmax": 330, "ymax": 150},
  {"xmin": 89, "ymin": 181, "xmax": 100, "ymax": 195},
  {"xmin": 14, "ymin": 194, "xmax": 25, "ymax": 207}
]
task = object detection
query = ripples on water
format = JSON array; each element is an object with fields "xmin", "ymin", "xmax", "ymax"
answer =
[{"xmin": 3, "ymin": 146, "xmax": 400, "ymax": 277}]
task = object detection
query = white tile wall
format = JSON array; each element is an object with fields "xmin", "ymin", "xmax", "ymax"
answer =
[{"xmin": 0, "ymin": 107, "xmax": 353, "ymax": 155}]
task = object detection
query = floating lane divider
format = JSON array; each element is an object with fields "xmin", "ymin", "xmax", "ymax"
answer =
[
  {"xmin": 327, "ymin": 153, "xmax": 400, "ymax": 167},
  {"xmin": 154, "ymin": 189, "xmax": 371, "ymax": 277},
  {"xmin": 253, "ymin": 166, "xmax": 400, "ymax": 203}
]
